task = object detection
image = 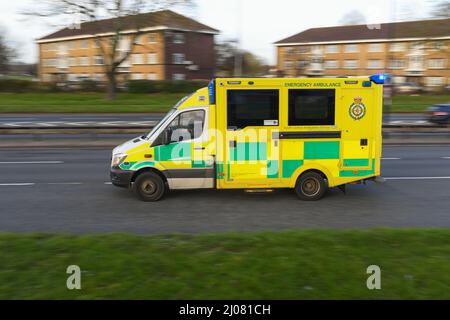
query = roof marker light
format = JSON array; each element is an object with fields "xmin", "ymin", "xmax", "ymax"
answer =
[{"xmin": 370, "ymin": 74, "xmax": 388, "ymax": 84}]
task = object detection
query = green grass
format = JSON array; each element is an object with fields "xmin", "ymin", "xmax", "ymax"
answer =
[
  {"xmin": 1, "ymin": 229, "xmax": 450, "ymax": 299},
  {"xmin": 391, "ymin": 95, "xmax": 449, "ymax": 112},
  {"xmin": 0, "ymin": 92, "xmax": 448, "ymax": 113},
  {"xmin": 0, "ymin": 93, "xmax": 185, "ymax": 113}
]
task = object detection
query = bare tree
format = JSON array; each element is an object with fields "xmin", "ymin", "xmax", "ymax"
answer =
[
  {"xmin": 430, "ymin": 0, "xmax": 450, "ymax": 19},
  {"xmin": 339, "ymin": 10, "xmax": 367, "ymax": 26},
  {"xmin": 0, "ymin": 29, "xmax": 16, "ymax": 74},
  {"xmin": 25, "ymin": 0, "xmax": 194, "ymax": 100}
]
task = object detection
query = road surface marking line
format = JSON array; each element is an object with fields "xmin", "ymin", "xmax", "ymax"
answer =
[
  {"xmin": 0, "ymin": 183, "xmax": 35, "ymax": 186},
  {"xmin": 0, "ymin": 161, "xmax": 64, "ymax": 164},
  {"xmin": 45, "ymin": 182, "xmax": 83, "ymax": 185},
  {"xmin": 441, "ymin": 157, "xmax": 450, "ymax": 159},
  {"xmin": 382, "ymin": 158, "xmax": 401, "ymax": 160},
  {"xmin": 104, "ymin": 182, "xmax": 112, "ymax": 185},
  {"xmin": 385, "ymin": 177, "xmax": 450, "ymax": 180}
]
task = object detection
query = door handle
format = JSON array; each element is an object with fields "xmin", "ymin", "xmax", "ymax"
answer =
[{"xmin": 194, "ymin": 147, "xmax": 206, "ymax": 151}]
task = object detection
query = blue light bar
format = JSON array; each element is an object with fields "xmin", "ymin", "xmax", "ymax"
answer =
[
  {"xmin": 208, "ymin": 79, "xmax": 216, "ymax": 104},
  {"xmin": 370, "ymin": 74, "xmax": 388, "ymax": 84}
]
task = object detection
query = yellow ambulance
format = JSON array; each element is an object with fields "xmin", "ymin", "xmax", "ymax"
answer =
[{"xmin": 110, "ymin": 75, "xmax": 385, "ymax": 201}]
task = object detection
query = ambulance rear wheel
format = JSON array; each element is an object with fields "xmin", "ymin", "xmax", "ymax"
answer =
[
  {"xmin": 295, "ymin": 172, "xmax": 327, "ymax": 201},
  {"xmin": 133, "ymin": 172, "xmax": 166, "ymax": 202}
]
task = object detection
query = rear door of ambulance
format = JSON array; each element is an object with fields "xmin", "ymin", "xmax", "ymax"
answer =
[{"xmin": 338, "ymin": 80, "xmax": 379, "ymax": 178}]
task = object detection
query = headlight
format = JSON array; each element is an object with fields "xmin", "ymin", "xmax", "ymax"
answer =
[{"xmin": 111, "ymin": 154, "xmax": 127, "ymax": 167}]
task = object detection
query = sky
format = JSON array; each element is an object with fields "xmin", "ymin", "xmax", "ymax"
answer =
[{"xmin": 0, "ymin": 0, "xmax": 439, "ymax": 65}]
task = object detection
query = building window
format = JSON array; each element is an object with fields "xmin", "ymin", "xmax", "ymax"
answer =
[
  {"xmin": 284, "ymin": 61, "xmax": 293, "ymax": 70},
  {"xmin": 297, "ymin": 60, "xmax": 308, "ymax": 69},
  {"xmin": 172, "ymin": 53, "xmax": 185, "ymax": 64},
  {"xmin": 172, "ymin": 73, "xmax": 186, "ymax": 81},
  {"xmin": 388, "ymin": 60, "xmax": 405, "ymax": 69},
  {"xmin": 288, "ymin": 89, "xmax": 335, "ymax": 126},
  {"xmin": 42, "ymin": 74, "xmax": 52, "ymax": 82},
  {"xmin": 148, "ymin": 33, "xmax": 157, "ymax": 43},
  {"xmin": 428, "ymin": 59, "xmax": 445, "ymax": 69},
  {"xmin": 43, "ymin": 59, "xmax": 56, "ymax": 67},
  {"xmin": 427, "ymin": 77, "xmax": 444, "ymax": 87},
  {"xmin": 80, "ymin": 57, "xmax": 90, "ymax": 66},
  {"xmin": 131, "ymin": 73, "xmax": 145, "ymax": 80},
  {"xmin": 411, "ymin": 42, "xmax": 424, "ymax": 50},
  {"xmin": 94, "ymin": 56, "xmax": 104, "ymax": 65},
  {"xmin": 344, "ymin": 44, "xmax": 358, "ymax": 53},
  {"xmin": 389, "ymin": 43, "xmax": 405, "ymax": 52},
  {"xmin": 147, "ymin": 53, "xmax": 157, "ymax": 64},
  {"xmin": 324, "ymin": 60, "xmax": 338, "ymax": 69},
  {"xmin": 135, "ymin": 35, "xmax": 143, "ymax": 45},
  {"xmin": 368, "ymin": 43, "xmax": 382, "ymax": 52},
  {"xmin": 344, "ymin": 60, "xmax": 358, "ymax": 69},
  {"xmin": 430, "ymin": 41, "xmax": 445, "ymax": 50},
  {"xmin": 80, "ymin": 40, "xmax": 89, "ymax": 49},
  {"xmin": 132, "ymin": 54, "xmax": 144, "ymax": 65},
  {"xmin": 69, "ymin": 57, "xmax": 77, "ymax": 67},
  {"xmin": 367, "ymin": 60, "xmax": 383, "ymax": 69},
  {"xmin": 325, "ymin": 45, "xmax": 339, "ymax": 54},
  {"xmin": 311, "ymin": 45, "xmax": 322, "ymax": 54},
  {"xmin": 148, "ymin": 73, "xmax": 157, "ymax": 80},
  {"xmin": 227, "ymin": 90, "xmax": 279, "ymax": 130},
  {"xmin": 173, "ymin": 33, "xmax": 185, "ymax": 44}
]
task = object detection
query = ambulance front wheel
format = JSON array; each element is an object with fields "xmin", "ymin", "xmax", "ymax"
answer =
[
  {"xmin": 295, "ymin": 172, "xmax": 327, "ymax": 201},
  {"xmin": 133, "ymin": 172, "xmax": 166, "ymax": 202}
]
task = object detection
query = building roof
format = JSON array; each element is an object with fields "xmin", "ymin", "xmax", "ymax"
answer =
[
  {"xmin": 38, "ymin": 10, "xmax": 219, "ymax": 42},
  {"xmin": 275, "ymin": 18, "xmax": 450, "ymax": 45}
]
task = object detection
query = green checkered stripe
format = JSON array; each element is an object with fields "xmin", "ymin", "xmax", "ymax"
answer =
[{"xmin": 216, "ymin": 141, "xmax": 374, "ymax": 180}]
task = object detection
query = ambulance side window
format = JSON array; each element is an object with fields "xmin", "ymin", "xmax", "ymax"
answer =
[
  {"xmin": 227, "ymin": 90, "xmax": 279, "ymax": 130},
  {"xmin": 288, "ymin": 89, "xmax": 335, "ymax": 126}
]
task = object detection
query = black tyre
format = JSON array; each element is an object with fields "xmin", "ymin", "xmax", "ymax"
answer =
[
  {"xmin": 133, "ymin": 172, "xmax": 166, "ymax": 202},
  {"xmin": 295, "ymin": 171, "xmax": 327, "ymax": 201}
]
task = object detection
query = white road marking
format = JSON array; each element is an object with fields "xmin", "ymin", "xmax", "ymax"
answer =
[
  {"xmin": 45, "ymin": 182, "xmax": 82, "ymax": 185},
  {"xmin": 382, "ymin": 158, "xmax": 401, "ymax": 160},
  {"xmin": 441, "ymin": 157, "xmax": 450, "ymax": 159},
  {"xmin": 0, "ymin": 183, "xmax": 35, "ymax": 186},
  {"xmin": 104, "ymin": 182, "xmax": 112, "ymax": 185},
  {"xmin": 385, "ymin": 176, "xmax": 450, "ymax": 180},
  {"xmin": 0, "ymin": 161, "xmax": 64, "ymax": 164}
]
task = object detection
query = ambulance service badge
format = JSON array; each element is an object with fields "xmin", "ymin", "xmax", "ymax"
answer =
[{"xmin": 349, "ymin": 96, "xmax": 366, "ymax": 120}]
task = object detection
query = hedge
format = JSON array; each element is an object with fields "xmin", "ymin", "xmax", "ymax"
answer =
[
  {"xmin": 0, "ymin": 79, "xmax": 210, "ymax": 94},
  {"xmin": 126, "ymin": 80, "xmax": 210, "ymax": 93}
]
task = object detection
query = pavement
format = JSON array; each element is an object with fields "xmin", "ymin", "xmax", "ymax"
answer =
[{"xmin": 0, "ymin": 145, "xmax": 449, "ymax": 234}]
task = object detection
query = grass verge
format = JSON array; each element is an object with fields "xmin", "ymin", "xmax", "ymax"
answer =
[
  {"xmin": 1, "ymin": 229, "xmax": 449, "ymax": 299},
  {"xmin": 0, "ymin": 93, "xmax": 448, "ymax": 113},
  {"xmin": 0, "ymin": 93, "xmax": 184, "ymax": 113}
]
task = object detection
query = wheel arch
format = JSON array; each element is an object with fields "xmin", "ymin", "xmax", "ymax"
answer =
[
  {"xmin": 289, "ymin": 164, "xmax": 335, "ymax": 188},
  {"xmin": 131, "ymin": 166, "xmax": 168, "ymax": 185}
]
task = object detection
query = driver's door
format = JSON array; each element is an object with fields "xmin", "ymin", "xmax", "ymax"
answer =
[{"xmin": 151, "ymin": 108, "xmax": 213, "ymax": 189}]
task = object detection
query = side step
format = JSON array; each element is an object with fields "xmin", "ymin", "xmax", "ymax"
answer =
[{"xmin": 245, "ymin": 189, "xmax": 274, "ymax": 193}]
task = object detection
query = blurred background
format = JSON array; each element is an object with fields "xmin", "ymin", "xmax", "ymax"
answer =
[{"xmin": 0, "ymin": 0, "xmax": 449, "ymax": 300}]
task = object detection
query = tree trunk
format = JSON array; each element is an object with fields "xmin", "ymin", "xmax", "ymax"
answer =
[{"xmin": 106, "ymin": 72, "xmax": 117, "ymax": 101}]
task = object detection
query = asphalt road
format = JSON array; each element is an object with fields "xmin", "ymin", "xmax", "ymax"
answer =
[{"xmin": 0, "ymin": 145, "xmax": 449, "ymax": 234}]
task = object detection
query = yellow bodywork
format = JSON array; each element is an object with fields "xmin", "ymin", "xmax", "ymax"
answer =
[{"xmin": 117, "ymin": 77, "xmax": 383, "ymax": 190}]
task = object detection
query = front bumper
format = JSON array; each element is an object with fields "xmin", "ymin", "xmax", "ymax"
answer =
[{"xmin": 110, "ymin": 167, "xmax": 133, "ymax": 188}]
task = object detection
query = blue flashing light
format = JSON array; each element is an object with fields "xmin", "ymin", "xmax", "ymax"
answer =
[
  {"xmin": 208, "ymin": 79, "xmax": 216, "ymax": 105},
  {"xmin": 370, "ymin": 74, "xmax": 388, "ymax": 84}
]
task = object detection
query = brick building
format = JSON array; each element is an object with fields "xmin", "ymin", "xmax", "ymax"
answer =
[
  {"xmin": 36, "ymin": 10, "xmax": 218, "ymax": 82},
  {"xmin": 275, "ymin": 18, "xmax": 450, "ymax": 89}
]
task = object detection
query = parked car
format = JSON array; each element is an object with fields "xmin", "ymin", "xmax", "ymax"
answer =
[
  {"xmin": 427, "ymin": 103, "xmax": 450, "ymax": 124},
  {"xmin": 395, "ymin": 82, "xmax": 422, "ymax": 94}
]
